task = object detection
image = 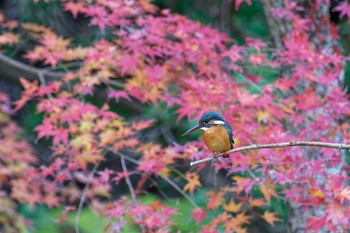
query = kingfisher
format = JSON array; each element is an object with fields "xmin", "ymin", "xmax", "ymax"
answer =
[{"xmin": 182, "ymin": 111, "xmax": 234, "ymax": 158}]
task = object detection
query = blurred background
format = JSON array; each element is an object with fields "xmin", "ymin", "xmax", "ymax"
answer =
[{"xmin": 0, "ymin": 0, "xmax": 349, "ymax": 232}]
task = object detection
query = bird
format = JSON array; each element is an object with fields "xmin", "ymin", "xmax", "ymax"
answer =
[{"xmin": 182, "ymin": 111, "xmax": 234, "ymax": 158}]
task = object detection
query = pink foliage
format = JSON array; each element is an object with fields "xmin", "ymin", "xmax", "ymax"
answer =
[{"xmin": 1, "ymin": 0, "xmax": 350, "ymax": 232}]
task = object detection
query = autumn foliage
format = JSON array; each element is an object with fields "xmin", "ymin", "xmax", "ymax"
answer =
[{"xmin": 1, "ymin": 0, "xmax": 350, "ymax": 232}]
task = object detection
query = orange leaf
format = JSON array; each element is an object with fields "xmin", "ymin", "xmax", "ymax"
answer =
[
  {"xmin": 150, "ymin": 200, "xmax": 165, "ymax": 211},
  {"xmin": 206, "ymin": 191, "xmax": 224, "ymax": 210},
  {"xmin": 56, "ymin": 214, "xmax": 67, "ymax": 223},
  {"xmin": 183, "ymin": 172, "xmax": 201, "ymax": 194},
  {"xmin": 259, "ymin": 185, "xmax": 271, "ymax": 203},
  {"xmin": 234, "ymin": 212, "xmax": 250, "ymax": 226},
  {"xmin": 262, "ymin": 211, "xmax": 282, "ymax": 226},
  {"xmin": 103, "ymin": 222, "xmax": 112, "ymax": 233},
  {"xmin": 259, "ymin": 181, "xmax": 278, "ymax": 204},
  {"xmin": 224, "ymin": 218, "xmax": 238, "ymax": 231},
  {"xmin": 135, "ymin": 175, "xmax": 147, "ymax": 194},
  {"xmin": 225, "ymin": 217, "xmax": 248, "ymax": 232},
  {"xmin": 248, "ymin": 198, "xmax": 266, "ymax": 207},
  {"xmin": 211, "ymin": 212, "xmax": 229, "ymax": 229}
]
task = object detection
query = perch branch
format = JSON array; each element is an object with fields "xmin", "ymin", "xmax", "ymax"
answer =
[{"xmin": 190, "ymin": 141, "xmax": 350, "ymax": 166}]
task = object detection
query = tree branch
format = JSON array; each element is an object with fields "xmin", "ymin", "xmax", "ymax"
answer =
[
  {"xmin": 0, "ymin": 53, "xmax": 64, "ymax": 82},
  {"xmin": 75, "ymin": 161, "xmax": 101, "ymax": 233},
  {"xmin": 120, "ymin": 154, "xmax": 136, "ymax": 200},
  {"xmin": 113, "ymin": 150, "xmax": 199, "ymax": 209},
  {"xmin": 190, "ymin": 141, "xmax": 350, "ymax": 166}
]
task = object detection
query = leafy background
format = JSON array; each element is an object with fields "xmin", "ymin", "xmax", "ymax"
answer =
[{"xmin": 0, "ymin": 0, "xmax": 350, "ymax": 233}]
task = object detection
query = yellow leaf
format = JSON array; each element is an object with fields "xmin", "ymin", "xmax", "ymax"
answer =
[
  {"xmin": 223, "ymin": 199, "xmax": 242, "ymax": 213},
  {"xmin": 183, "ymin": 172, "xmax": 201, "ymax": 194},
  {"xmin": 232, "ymin": 176, "xmax": 252, "ymax": 182},
  {"xmin": 236, "ymin": 227, "xmax": 248, "ymax": 233},
  {"xmin": 281, "ymin": 101, "xmax": 295, "ymax": 114},
  {"xmin": 75, "ymin": 148, "xmax": 104, "ymax": 170},
  {"xmin": 21, "ymin": 23, "xmax": 55, "ymax": 37},
  {"xmin": 262, "ymin": 211, "xmax": 282, "ymax": 226},
  {"xmin": 71, "ymin": 134, "xmax": 93, "ymax": 149},
  {"xmin": 82, "ymin": 112, "xmax": 97, "ymax": 121},
  {"xmin": 257, "ymin": 110, "xmax": 270, "ymax": 122},
  {"xmin": 158, "ymin": 168, "xmax": 170, "ymax": 177},
  {"xmin": 79, "ymin": 120, "xmax": 94, "ymax": 133},
  {"xmin": 0, "ymin": 112, "xmax": 9, "ymax": 124},
  {"xmin": 309, "ymin": 188, "xmax": 326, "ymax": 199}
]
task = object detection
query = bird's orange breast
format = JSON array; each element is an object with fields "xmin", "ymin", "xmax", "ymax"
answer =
[{"xmin": 202, "ymin": 125, "xmax": 232, "ymax": 153}]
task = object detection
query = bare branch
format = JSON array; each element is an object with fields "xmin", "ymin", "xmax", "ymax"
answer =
[
  {"xmin": 0, "ymin": 54, "xmax": 64, "ymax": 82},
  {"xmin": 113, "ymin": 150, "xmax": 199, "ymax": 209},
  {"xmin": 75, "ymin": 161, "xmax": 101, "ymax": 233},
  {"xmin": 190, "ymin": 141, "xmax": 350, "ymax": 166},
  {"xmin": 120, "ymin": 154, "xmax": 136, "ymax": 200}
]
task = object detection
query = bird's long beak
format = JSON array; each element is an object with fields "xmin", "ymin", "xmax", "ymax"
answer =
[{"xmin": 182, "ymin": 124, "xmax": 201, "ymax": 136}]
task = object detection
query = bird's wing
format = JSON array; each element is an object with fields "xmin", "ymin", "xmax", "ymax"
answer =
[{"xmin": 225, "ymin": 123, "xmax": 234, "ymax": 149}]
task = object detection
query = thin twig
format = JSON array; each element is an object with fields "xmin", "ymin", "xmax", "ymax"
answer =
[
  {"xmin": 234, "ymin": 72, "xmax": 263, "ymax": 94},
  {"xmin": 158, "ymin": 172, "xmax": 199, "ymax": 209},
  {"xmin": 120, "ymin": 154, "xmax": 136, "ymax": 200},
  {"xmin": 115, "ymin": 151, "xmax": 199, "ymax": 209},
  {"xmin": 190, "ymin": 141, "xmax": 350, "ymax": 166},
  {"xmin": 75, "ymin": 161, "xmax": 101, "ymax": 233}
]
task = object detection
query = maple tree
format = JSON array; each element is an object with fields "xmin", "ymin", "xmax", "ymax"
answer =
[{"xmin": 0, "ymin": 0, "xmax": 350, "ymax": 232}]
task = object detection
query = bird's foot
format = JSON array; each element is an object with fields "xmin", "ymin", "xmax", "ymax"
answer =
[
  {"xmin": 222, "ymin": 151, "xmax": 229, "ymax": 158},
  {"xmin": 213, "ymin": 152, "xmax": 230, "ymax": 158}
]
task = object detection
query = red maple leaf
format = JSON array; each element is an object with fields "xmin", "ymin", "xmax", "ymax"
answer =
[
  {"xmin": 305, "ymin": 216, "xmax": 327, "ymax": 232},
  {"xmin": 191, "ymin": 208, "xmax": 207, "ymax": 224}
]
